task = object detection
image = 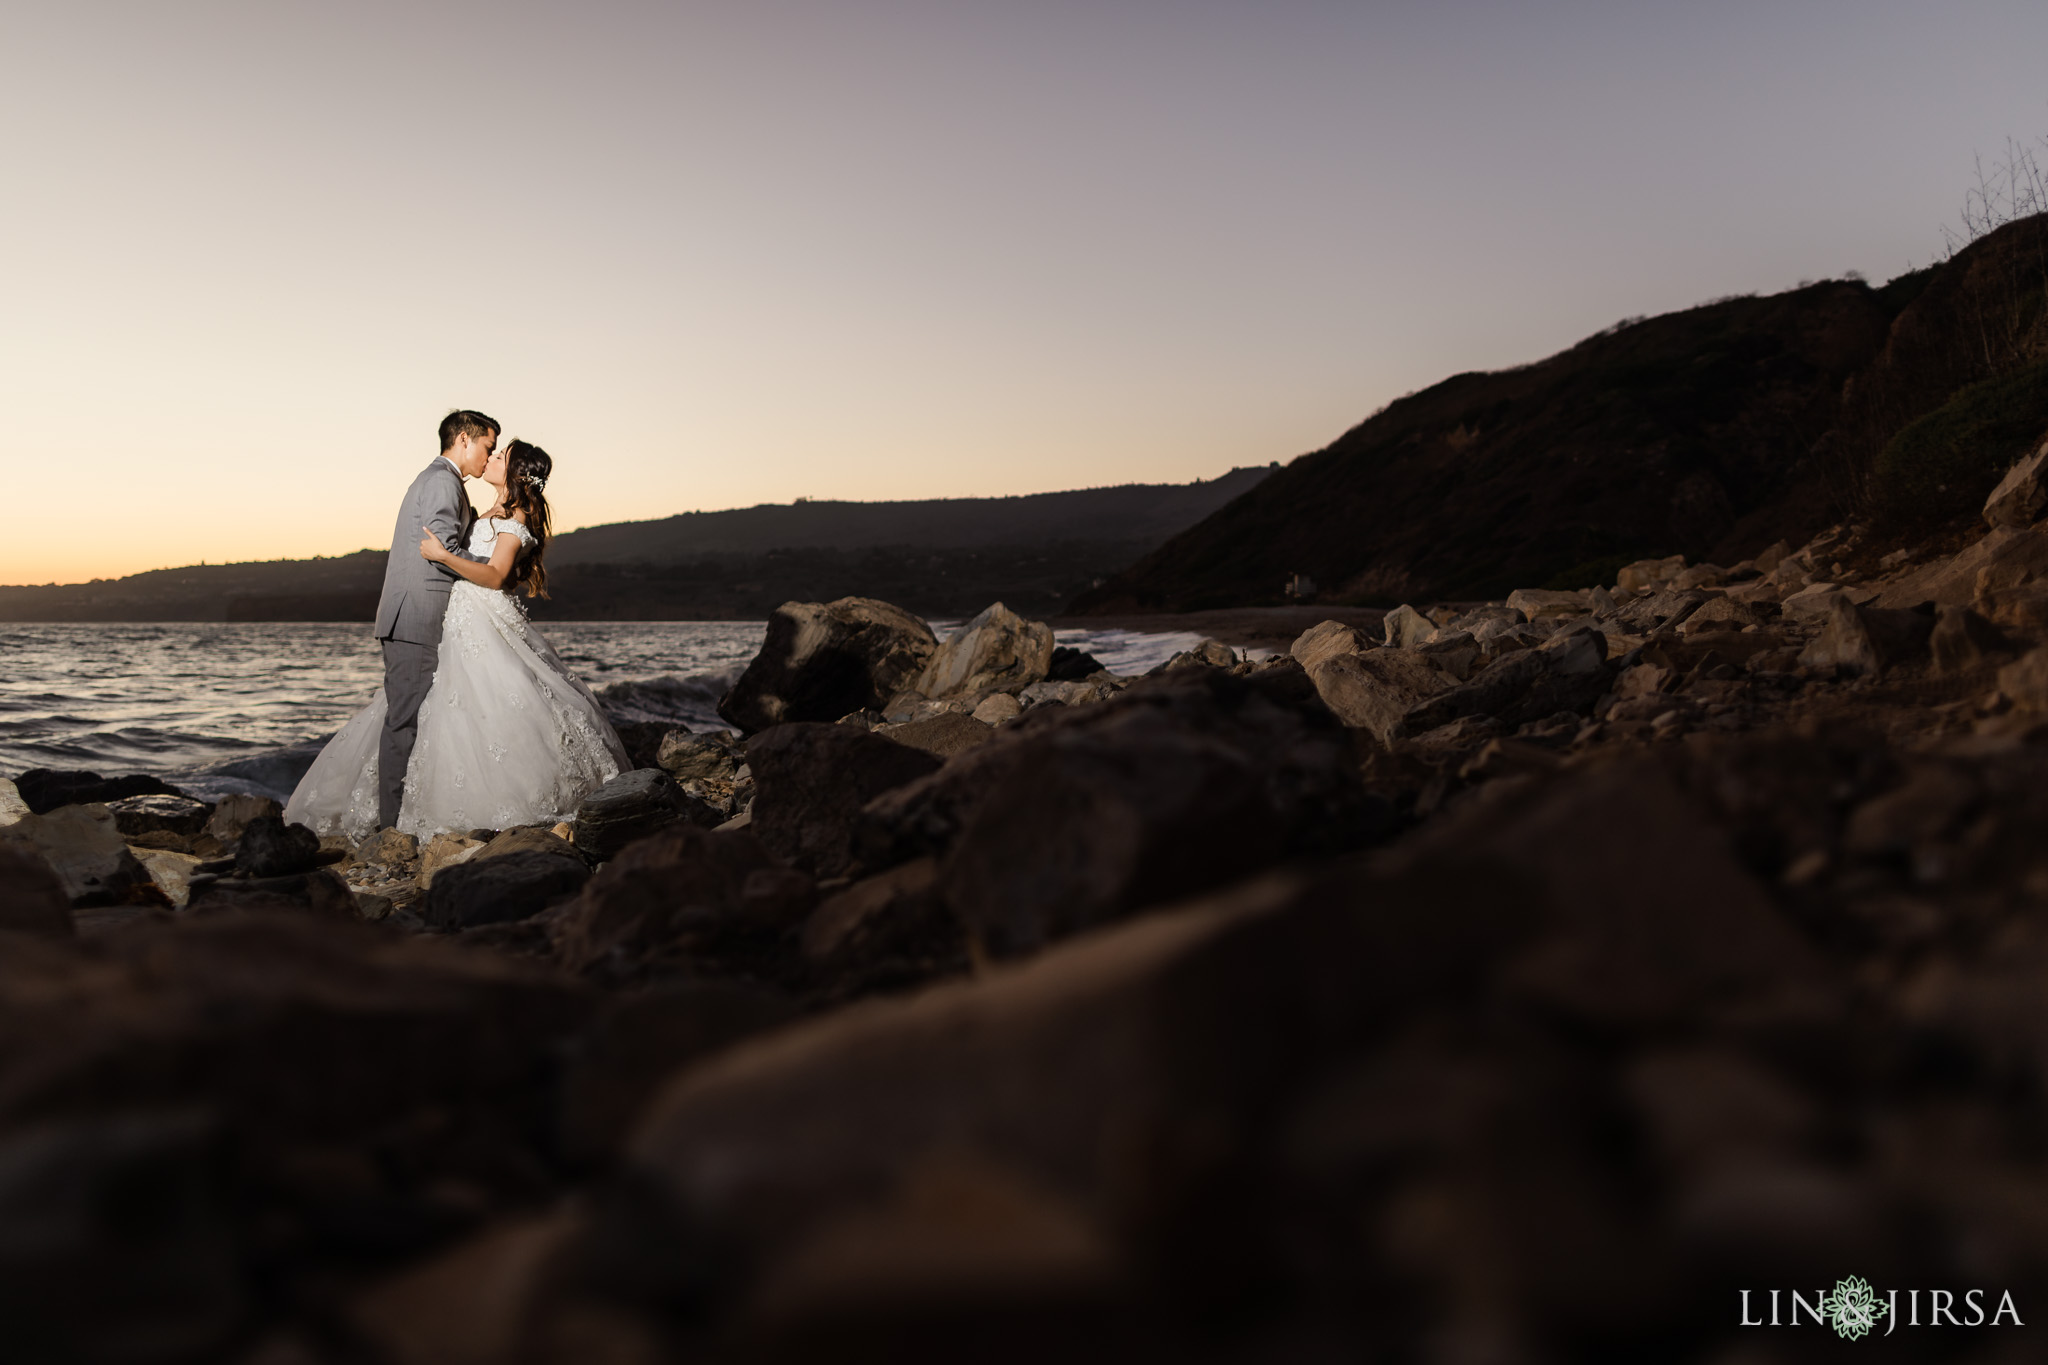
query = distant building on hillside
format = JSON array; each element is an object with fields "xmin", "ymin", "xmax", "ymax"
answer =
[{"xmin": 1284, "ymin": 573, "xmax": 1316, "ymax": 600}]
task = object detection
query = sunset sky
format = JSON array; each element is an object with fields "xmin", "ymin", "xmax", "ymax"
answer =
[{"xmin": 4, "ymin": 0, "xmax": 2046, "ymax": 584}]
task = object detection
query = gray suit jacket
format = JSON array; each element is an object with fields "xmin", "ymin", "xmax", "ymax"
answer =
[{"xmin": 374, "ymin": 457, "xmax": 485, "ymax": 645}]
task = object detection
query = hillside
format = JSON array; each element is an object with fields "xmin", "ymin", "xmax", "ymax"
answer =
[
  {"xmin": 0, "ymin": 469, "xmax": 1268, "ymax": 622},
  {"xmin": 1072, "ymin": 215, "xmax": 2048, "ymax": 612}
]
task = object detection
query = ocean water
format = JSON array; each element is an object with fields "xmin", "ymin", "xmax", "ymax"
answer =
[{"xmin": 0, "ymin": 619, "xmax": 1213, "ymax": 802}]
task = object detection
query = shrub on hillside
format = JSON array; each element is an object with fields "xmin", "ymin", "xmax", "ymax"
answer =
[{"xmin": 1869, "ymin": 358, "xmax": 2048, "ymax": 530}]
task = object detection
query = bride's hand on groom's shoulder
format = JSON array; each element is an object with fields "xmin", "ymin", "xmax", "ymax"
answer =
[{"xmin": 418, "ymin": 527, "xmax": 449, "ymax": 563}]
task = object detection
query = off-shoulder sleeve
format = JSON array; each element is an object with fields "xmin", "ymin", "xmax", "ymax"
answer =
[{"xmin": 492, "ymin": 518, "xmax": 537, "ymax": 549}]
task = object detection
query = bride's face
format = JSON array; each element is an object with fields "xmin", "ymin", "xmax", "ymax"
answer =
[{"xmin": 481, "ymin": 447, "xmax": 508, "ymax": 491}]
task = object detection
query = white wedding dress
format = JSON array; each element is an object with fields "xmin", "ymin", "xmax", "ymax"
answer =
[{"xmin": 285, "ymin": 518, "xmax": 630, "ymax": 842}]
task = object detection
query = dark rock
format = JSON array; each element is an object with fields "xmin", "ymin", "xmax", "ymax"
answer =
[
  {"xmin": 1929, "ymin": 603, "xmax": 2012, "ymax": 674},
  {"xmin": 610, "ymin": 721, "xmax": 674, "ymax": 772},
  {"xmin": 423, "ymin": 849, "xmax": 593, "ymax": 931},
  {"xmin": 560, "ymin": 981, "xmax": 798, "ymax": 1165},
  {"xmin": 719, "ymin": 598, "xmax": 938, "ymax": 735},
  {"xmin": 107, "ymin": 793, "xmax": 214, "ymax": 838},
  {"xmin": 747, "ymin": 724, "xmax": 943, "ymax": 878},
  {"xmin": 940, "ymin": 708, "xmax": 1285, "ymax": 958},
  {"xmin": 12, "ymin": 769, "xmax": 185, "ymax": 815},
  {"xmin": 656, "ymin": 728, "xmax": 744, "ymax": 783},
  {"xmin": 1046, "ymin": 646, "xmax": 1104, "ymax": 682},
  {"xmin": 860, "ymin": 667, "xmax": 1376, "ymax": 892},
  {"xmin": 234, "ymin": 815, "xmax": 322, "ymax": 878},
  {"xmin": 0, "ymin": 843, "xmax": 72, "ymax": 937},
  {"xmin": 202, "ymin": 793, "xmax": 282, "ymax": 849},
  {"xmin": 0, "ymin": 1111, "xmax": 246, "ymax": 1364},
  {"xmin": 554, "ymin": 824, "xmax": 802, "ymax": 979},
  {"xmin": 187, "ymin": 868, "xmax": 357, "ymax": 919},
  {"xmin": 475, "ymin": 825, "xmax": 587, "ymax": 866},
  {"xmin": 1149, "ymin": 638, "xmax": 1237, "ymax": 674},
  {"xmin": 1798, "ymin": 596, "xmax": 1934, "ymax": 677},
  {"xmin": 1983, "ymin": 436, "xmax": 2048, "ymax": 527},
  {"xmin": 573, "ymin": 769, "xmax": 720, "ymax": 864},
  {"xmin": 880, "ymin": 712, "xmax": 995, "ymax": 758},
  {"xmin": 800, "ymin": 857, "xmax": 966, "ymax": 996},
  {"xmin": 913, "ymin": 602, "xmax": 1055, "ymax": 698}
]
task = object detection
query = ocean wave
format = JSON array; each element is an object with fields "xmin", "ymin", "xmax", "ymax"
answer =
[
  {"xmin": 169, "ymin": 736, "xmax": 335, "ymax": 805},
  {"xmin": 595, "ymin": 672, "xmax": 739, "ymax": 731}
]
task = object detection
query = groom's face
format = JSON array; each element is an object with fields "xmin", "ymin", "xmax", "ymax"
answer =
[{"xmin": 450, "ymin": 429, "xmax": 498, "ymax": 479}]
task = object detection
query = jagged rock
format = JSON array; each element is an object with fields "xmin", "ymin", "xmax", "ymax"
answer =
[
  {"xmin": 416, "ymin": 831, "xmax": 485, "ymax": 888},
  {"xmin": 718, "ymin": 598, "xmax": 939, "ymax": 735},
  {"xmin": 423, "ymin": 849, "xmax": 592, "ymax": 931},
  {"xmin": 1045, "ymin": 646, "xmax": 1104, "ymax": 681},
  {"xmin": 1778, "ymin": 582, "xmax": 1852, "ymax": 622},
  {"xmin": 1019, "ymin": 677, "xmax": 1118, "ymax": 710},
  {"xmin": 1670, "ymin": 563, "xmax": 1727, "ymax": 591},
  {"xmin": 1752, "ymin": 540, "xmax": 1792, "ymax": 573},
  {"xmin": 0, "ymin": 802, "xmax": 150, "ymax": 907},
  {"xmin": 234, "ymin": 815, "xmax": 322, "ymax": 878},
  {"xmin": 1678, "ymin": 595, "xmax": 1763, "ymax": 635},
  {"xmin": 1307, "ymin": 648, "xmax": 1457, "ymax": 743},
  {"xmin": 1983, "ymin": 437, "xmax": 2048, "ymax": 527},
  {"xmin": 1616, "ymin": 555, "xmax": 1685, "ymax": 593},
  {"xmin": 134, "ymin": 849, "xmax": 205, "ymax": 909},
  {"xmin": 1401, "ymin": 628, "xmax": 1611, "ymax": 737},
  {"xmin": 574, "ymin": 769, "xmax": 720, "ymax": 864},
  {"xmin": 1292, "ymin": 619, "xmax": 1373, "ymax": 671},
  {"xmin": 1612, "ymin": 587, "xmax": 1710, "ymax": 632},
  {"xmin": 1417, "ymin": 630, "xmax": 1481, "ymax": 680},
  {"xmin": 1797, "ymin": 598, "xmax": 1933, "ymax": 678},
  {"xmin": 203, "ymin": 793, "xmax": 282, "ymax": 848},
  {"xmin": 560, "ymin": 982, "xmax": 798, "ymax": 1165},
  {"xmin": 913, "ymin": 602, "xmax": 1054, "ymax": 699},
  {"xmin": 881, "ymin": 712, "xmax": 996, "ymax": 758},
  {"xmin": 971, "ymin": 693, "xmax": 1022, "ymax": 725},
  {"xmin": 1504, "ymin": 588, "xmax": 1590, "ymax": 619},
  {"xmin": 0, "ymin": 842, "xmax": 71, "ymax": 936},
  {"xmin": 1999, "ymin": 648, "xmax": 2048, "ymax": 713},
  {"xmin": 746, "ymin": 725, "xmax": 943, "ymax": 878},
  {"xmin": 1613, "ymin": 662, "xmax": 1677, "ymax": 701},
  {"xmin": 656, "ymin": 729, "xmax": 744, "ymax": 783},
  {"xmin": 1929, "ymin": 604, "xmax": 2013, "ymax": 674},
  {"xmin": 553, "ymin": 824, "xmax": 796, "ymax": 976},
  {"xmin": 1970, "ymin": 525, "xmax": 2048, "ymax": 633},
  {"xmin": 187, "ymin": 868, "xmax": 357, "ymax": 918},
  {"xmin": 106, "ymin": 794, "xmax": 213, "ymax": 838},
  {"xmin": 1381, "ymin": 604, "xmax": 1435, "ymax": 649},
  {"xmin": 473, "ymin": 825, "xmax": 586, "ymax": 866},
  {"xmin": 11, "ymin": 769, "xmax": 185, "ymax": 815},
  {"xmin": 1151, "ymin": 639, "xmax": 1237, "ymax": 673}
]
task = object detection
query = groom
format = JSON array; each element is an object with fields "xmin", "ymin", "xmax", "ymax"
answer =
[{"xmin": 372, "ymin": 409, "xmax": 498, "ymax": 829}]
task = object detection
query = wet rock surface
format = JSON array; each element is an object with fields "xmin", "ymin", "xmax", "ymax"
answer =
[{"xmin": 16, "ymin": 532, "xmax": 2048, "ymax": 1359}]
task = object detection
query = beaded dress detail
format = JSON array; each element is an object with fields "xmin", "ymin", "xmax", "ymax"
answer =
[{"xmin": 285, "ymin": 518, "xmax": 629, "ymax": 841}]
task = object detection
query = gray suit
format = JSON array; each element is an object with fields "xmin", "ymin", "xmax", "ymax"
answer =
[{"xmin": 373, "ymin": 457, "xmax": 484, "ymax": 827}]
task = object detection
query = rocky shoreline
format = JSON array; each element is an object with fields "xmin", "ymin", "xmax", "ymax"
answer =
[{"xmin": 6, "ymin": 441, "xmax": 2048, "ymax": 1361}]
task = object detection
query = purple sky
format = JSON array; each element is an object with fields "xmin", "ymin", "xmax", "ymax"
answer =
[{"xmin": 4, "ymin": 0, "xmax": 2045, "ymax": 582}]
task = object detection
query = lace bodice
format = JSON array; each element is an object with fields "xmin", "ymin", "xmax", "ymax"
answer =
[{"xmin": 468, "ymin": 516, "xmax": 536, "ymax": 554}]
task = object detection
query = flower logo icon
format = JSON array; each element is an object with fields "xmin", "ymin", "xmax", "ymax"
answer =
[{"xmin": 1820, "ymin": 1276, "xmax": 1887, "ymax": 1341}]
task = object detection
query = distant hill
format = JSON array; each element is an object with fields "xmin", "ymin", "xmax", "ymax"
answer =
[
  {"xmin": 1072, "ymin": 215, "xmax": 2048, "ymax": 612},
  {"xmin": 0, "ymin": 469, "xmax": 1271, "ymax": 622},
  {"xmin": 546, "ymin": 469, "xmax": 1273, "ymax": 564}
]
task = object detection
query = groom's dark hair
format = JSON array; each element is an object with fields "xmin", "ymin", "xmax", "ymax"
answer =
[{"xmin": 438, "ymin": 409, "xmax": 500, "ymax": 452}]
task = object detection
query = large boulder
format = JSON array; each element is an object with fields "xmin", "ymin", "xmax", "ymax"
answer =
[
  {"xmin": 10, "ymin": 769, "xmax": 185, "ymax": 815},
  {"xmin": 1380, "ymin": 603, "xmax": 1434, "ymax": 649},
  {"xmin": 0, "ymin": 802, "xmax": 151, "ymax": 906},
  {"xmin": 718, "ymin": 598, "xmax": 938, "ymax": 735},
  {"xmin": 233, "ymin": 815, "xmax": 322, "ymax": 878},
  {"xmin": 1983, "ymin": 436, "xmax": 2048, "ymax": 528},
  {"xmin": 573, "ymin": 769, "xmax": 720, "ymax": 864},
  {"xmin": 912, "ymin": 602, "xmax": 1055, "ymax": 700},
  {"xmin": 746, "ymin": 725, "xmax": 943, "ymax": 878},
  {"xmin": 422, "ymin": 848, "xmax": 592, "ymax": 931},
  {"xmin": 1504, "ymin": 588, "xmax": 1590, "ymax": 620},
  {"xmin": 1306, "ymin": 648, "xmax": 1457, "ymax": 743},
  {"xmin": 1290, "ymin": 619, "xmax": 1374, "ymax": 672},
  {"xmin": 655, "ymin": 729, "xmax": 744, "ymax": 784},
  {"xmin": 106, "ymin": 793, "xmax": 213, "ymax": 838}
]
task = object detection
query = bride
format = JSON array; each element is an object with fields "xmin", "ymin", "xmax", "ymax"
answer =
[{"xmin": 286, "ymin": 439, "xmax": 629, "ymax": 842}]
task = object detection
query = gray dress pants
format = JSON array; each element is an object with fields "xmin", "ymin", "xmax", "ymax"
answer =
[{"xmin": 378, "ymin": 638, "xmax": 438, "ymax": 828}]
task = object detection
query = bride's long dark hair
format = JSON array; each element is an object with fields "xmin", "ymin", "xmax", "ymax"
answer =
[{"xmin": 501, "ymin": 439, "xmax": 554, "ymax": 599}]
